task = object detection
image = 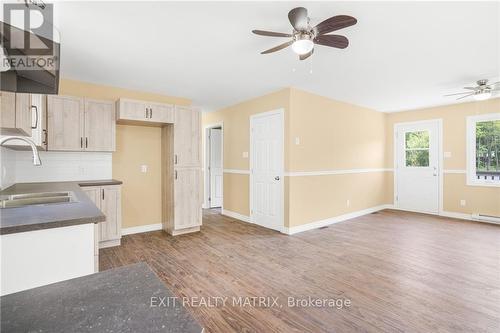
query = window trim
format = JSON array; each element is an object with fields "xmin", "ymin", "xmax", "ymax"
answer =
[{"xmin": 466, "ymin": 113, "xmax": 500, "ymax": 187}]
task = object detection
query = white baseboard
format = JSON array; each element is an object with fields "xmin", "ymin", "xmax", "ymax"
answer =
[
  {"xmin": 439, "ymin": 211, "xmax": 472, "ymax": 221},
  {"xmin": 122, "ymin": 223, "xmax": 163, "ymax": 236},
  {"xmin": 221, "ymin": 209, "xmax": 251, "ymax": 223},
  {"xmin": 284, "ymin": 204, "xmax": 392, "ymax": 235}
]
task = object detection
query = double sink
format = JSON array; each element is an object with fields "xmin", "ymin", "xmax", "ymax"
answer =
[{"xmin": 0, "ymin": 191, "xmax": 77, "ymax": 209}]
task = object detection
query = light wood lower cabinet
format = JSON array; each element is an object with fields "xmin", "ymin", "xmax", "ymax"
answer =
[
  {"xmin": 0, "ymin": 92, "xmax": 32, "ymax": 136},
  {"xmin": 81, "ymin": 185, "xmax": 122, "ymax": 251}
]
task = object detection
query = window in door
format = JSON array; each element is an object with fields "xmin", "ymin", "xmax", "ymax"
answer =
[
  {"xmin": 467, "ymin": 113, "xmax": 500, "ymax": 186},
  {"xmin": 405, "ymin": 131, "xmax": 430, "ymax": 167}
]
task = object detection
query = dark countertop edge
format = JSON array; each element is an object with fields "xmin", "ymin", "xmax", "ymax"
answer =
[
  {"xmin": 77, "ymin": 179, "xmax": 123, "ymax": 187},
  {"xmin": 0, "ymin": 213, "xmax": 106, "ymax": 235}
]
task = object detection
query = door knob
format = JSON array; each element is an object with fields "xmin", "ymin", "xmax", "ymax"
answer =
[{"xmin": 275, "ymin": 176, "xmax": 280, "ymax": 181}]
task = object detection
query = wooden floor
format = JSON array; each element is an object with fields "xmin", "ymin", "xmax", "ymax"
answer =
[{"xmin": 100, "ymin": 209, "xmax": 500, "ymax": 333}]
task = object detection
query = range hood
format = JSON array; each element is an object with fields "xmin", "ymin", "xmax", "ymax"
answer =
[{"xmin": 0, "ymin": 21, "xmax": 60, "ymax": 94}]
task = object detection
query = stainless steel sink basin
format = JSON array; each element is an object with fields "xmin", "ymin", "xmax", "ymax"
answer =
[{"xmin": 0, "ymin": 191, "xmax": 77, "ymax": 209}]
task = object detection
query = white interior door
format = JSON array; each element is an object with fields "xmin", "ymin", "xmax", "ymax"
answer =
[
  {"xmin": 395, "ymin": 120, "xmax": 440, "ymax": 213},
  {"xmin": 250, "ymin": 110, "xmax": 284, "ymax": 231},
  {"xmin": 209, "ymin": 128, "xmax": 223, "ymax": 208}
]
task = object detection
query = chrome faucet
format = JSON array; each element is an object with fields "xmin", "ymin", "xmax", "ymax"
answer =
[{"xmin": 0, "ymin": 136, "xmax": 42, "ymax": 166}]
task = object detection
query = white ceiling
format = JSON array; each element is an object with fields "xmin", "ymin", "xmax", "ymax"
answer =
[{"xmin": 53, "ymin": 1, "xmax": 500, "ymax": 112}]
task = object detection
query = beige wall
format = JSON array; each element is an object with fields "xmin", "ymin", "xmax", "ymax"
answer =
[
  {"xmin": 203, "ymin": 86, "xmax": 499, "ymax": 229},
  {"xmin": 386, "ymin": 98, "xmax": 500, "ymax": 216},
  {"xmin": 203, "ymin": 88, "xmax": 390, "ymax": 227},
  {"xmin": 202, "ymin": 88, "xmax": 291, "ymax": 217},
  {"xmin": 59, "ymin": 78, "xmax": 190, "ymax": 228}
]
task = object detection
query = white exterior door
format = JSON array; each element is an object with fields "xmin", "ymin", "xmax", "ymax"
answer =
[
  {"xmin": 209, "ymin": 128, "xmax": 223, "ymax": 208},
  {"xmin": 250, "ymin": 110, "xmax": 284, "ymax": 231},
  {"xmin": 395, "ymin": 120, "xmax": 440, "ymax": 214}
]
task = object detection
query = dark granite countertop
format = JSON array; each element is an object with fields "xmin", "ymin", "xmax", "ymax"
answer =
[
  {"xmin": 0, "ymin": 180, "xmax": 122, "ymax": 235},
  {"xmin": 0, "ymin": 262, "xmax": 203, "ymax": 333}
]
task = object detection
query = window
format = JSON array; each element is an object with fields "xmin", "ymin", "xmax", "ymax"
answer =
[
  {"xmin": 405, "ymin": 131, "xmax": 429, "ymax": 167},
  {"xmin": 467, "ymin": 113, "xmax": 500, "ymax": 187}
]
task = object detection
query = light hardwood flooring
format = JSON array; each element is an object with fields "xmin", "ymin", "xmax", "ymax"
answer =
[{"xmin": 100, "ymin": 209, "xmax": 500, "ymax": 333}]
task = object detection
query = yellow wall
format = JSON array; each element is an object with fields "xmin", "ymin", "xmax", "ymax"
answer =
[
  {"xmin": 386, "ymin": 98, "xmax": 500, "ymax": 216},
  {"xmin": 59, "ymin": 78, "xmax": 190, "ymax": 228},
  {"xmin": 202, "ymin": 88, "xmax": 291, "ymax": 218},
  {"xmin": 203, "ymin": 87, "xmax": 499, "ymax": 229}
]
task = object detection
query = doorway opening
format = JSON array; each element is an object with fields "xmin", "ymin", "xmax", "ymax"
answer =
[{"xmin": 204, "ymin": 123, "xmax": 223, "ymax": 209}]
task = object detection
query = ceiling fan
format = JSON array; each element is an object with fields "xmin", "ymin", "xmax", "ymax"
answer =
[
  {"xmin": 445, "ymin": 79, "xmax": 500, "ymax": 101},
  {"xmin": 252, "ymin": 7, "xmax": 357, "ymax": 60}
]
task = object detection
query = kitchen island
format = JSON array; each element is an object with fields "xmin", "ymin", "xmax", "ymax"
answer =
[{"xmin": 1, "ymin": 262, "xmax": 203, "ymax": 333}]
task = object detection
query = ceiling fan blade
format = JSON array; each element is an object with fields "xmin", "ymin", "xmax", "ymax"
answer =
[
  {"xmin": 444, "ymin": 91, "xmax": 475, "ymax": 96},
  {"xmin": 299, "ymin": 48, "xmax": 314, "ymax": 60},
  {"xmin": 288, "ymin": 7, "xmax": 308, "ymax": 31},
  {"xmin": 314, "ymin": 15, "xmax": 357, "ymax": 35},
  {"xmin": 456, "ymin": 93, "xmax": 474, "ymax": 100},
  {"xmin": 252, "ymin": 30, "xmax": 292, "ymax": 38},
  {"xmin": 261, "ymin": 40, "xmax": 293, "ymax": 54},
  {"xmin": 314, "ymin": 35, "xmax": 349, "ymax": 49}
]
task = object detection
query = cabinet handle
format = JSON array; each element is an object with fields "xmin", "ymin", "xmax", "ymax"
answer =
[
  {"xmin": 31, "ymin": 105, "xmax": 38, "ymax": 129},
  {"xmin": 85, "ymin": 137, "xmax": 88, "ymax": 148},
  {"xmin": 150, "ymin": 107, "xmax": 153, "ymax": 119},
  {"xmin": 42, "ymin": 129, "xmax": 47, "ymax": 145},
  {"xmin": 145, "ymin": 107, "xmax": 148, "ymax": 119},
  {"xmin": 174, "ymin": 154, "xmax": 178, "ymax": 164},
  {"xmin": 175, "ymin": 170, "xmax": 177, "ymax": 180},
  {"xmin": 102, "ymin": 188, "xmax": 104, "ymax": 200},
  {"xmin": 80, "ymin": 137, "xmax": 83, "ymax": 148}
]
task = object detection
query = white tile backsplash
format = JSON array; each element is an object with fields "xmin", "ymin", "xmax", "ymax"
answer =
[
  {"xmin": 0, "ymin": 147, "xmax": 16, "ymax": 189},
  {"xmin": 14, "ymin": 151, "xmax": 112, "ymax": 183}
]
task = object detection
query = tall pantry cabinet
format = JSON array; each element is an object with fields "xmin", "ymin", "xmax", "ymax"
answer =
[{"xmin": 162, "ymin": 106, "xmax": 202, "ymax": 235}]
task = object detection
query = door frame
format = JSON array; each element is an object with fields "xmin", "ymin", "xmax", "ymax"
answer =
[
  {"xmin": 249, "ymin": 109, "xmax": 285, "ymax": 232},
  {"xmin": 393, "ymin": 118, "xmax": 443, "ymax": 214},
  {"xmin": 203, "ymin": 122, "xmax": 224, "ymax": 210}
]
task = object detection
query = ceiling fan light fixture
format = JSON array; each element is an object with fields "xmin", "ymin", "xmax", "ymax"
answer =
[
  {"xmin": 473, "ymin": 91, "xmax": 492, "ymax": 101},
  {"xmin": 291, "ymin": 39, "xmax": 314, "ymax": 55}
]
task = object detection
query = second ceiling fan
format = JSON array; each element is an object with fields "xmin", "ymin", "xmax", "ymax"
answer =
[{"xmin": 252, "ymin": 7, "xmax": 357, "ymax": 60}]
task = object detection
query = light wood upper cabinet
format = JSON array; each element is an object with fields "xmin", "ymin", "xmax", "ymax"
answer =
[
  {"xmin": 174, "ymin": 106, "xmax": 201, "ymax": 167},
  {"xmin": 116, "ymin": 98, "xmax": 174, "ymax": 125},
  {"xmin": 0, "ymin": 91, "xmax": 32, "ymax": 136},
  {"xmin": 47, "ymin": 95, "xmax": 84, "ymax": 151},
  {"xmin": 174, "ymin": 168, "xmax": 202, "ymax": 229},
  {"xmin": 47, "ymin": 95, "xmax": 115, "ymax": 152},
  {"xmin": 84, "ymin": 99, "xmax": 116, "ymax": 151},
  {"xmin": 149, "ymin": 102, "xmax": 174, "ymax": 123}
]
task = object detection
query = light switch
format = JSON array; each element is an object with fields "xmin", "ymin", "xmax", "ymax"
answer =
[
  {"xmin": 444, "ymin": 152, "xmax": 452, "ymax": 158},
  {"xmin": 242, "ymin": 152, "xmax": 249, "ymax": 158},
  {"xmin": 294, "ymin": 137, "xmax": 300, "ymax": 145},
  {"xmin": 141, "ymin": 165, "xmax": 148, "ymax": 173},
  {"xmin": 460, "ymin": 199, "xmax": 466, "ymax": 207}
]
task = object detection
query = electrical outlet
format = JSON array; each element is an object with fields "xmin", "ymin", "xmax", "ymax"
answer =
[
  {"xmin": 460, "ymin": 199, "xmax": 466, "ymax": 207},
  {"xmin": 141, "ymin": 165, "xmax": 148, "ymax": 173},
  {"xmin": 346, "ymin": 199, "xmax": 350, "ymax": 207},
  {"xmin": 294, "ymin": 137, "xmax": 300, "ymax": 145},
  {"xmin": 242, "ymin": 152, "xmax": 249, "ymax": 158},
  {"xmin": 444, "ymin": 151, "xmax": 452, "ymax": 158}
]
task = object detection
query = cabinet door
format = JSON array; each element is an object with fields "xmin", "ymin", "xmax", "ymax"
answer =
[
  {"xmin": 84, "ymin": 99, "xmax": 116, "ymax": 151},
  {"xmin": 149, "ymin": 103, "xmax": 174, "ymax": 123},
  {"xmin": 47, "ymin": 95, "xmax": 84, "ymax": 151},
  {"xmin": 174, "ymin": 106, "xmax": 201, "ymax": 167},
  {"xmin": 100, "ymin": 186, "xmax": 121, "ymax": 242},
  {"xmin": 15, "ymin": 93, "xmax": 32, "ymax": 136},
  {"xmin": 117, "ymin": 99, "xmax": 148, "ymax": 121},
  {"xmin": 0, "ymin": 91, "xmax": 16, "ymax": 129},
  {"xmin": 174, "ymin": 168, "xmax": 202, "ymax": 229},
  {"xmin": 82, "ymin": 186, "xmax": 101, "ymax": 207}
]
